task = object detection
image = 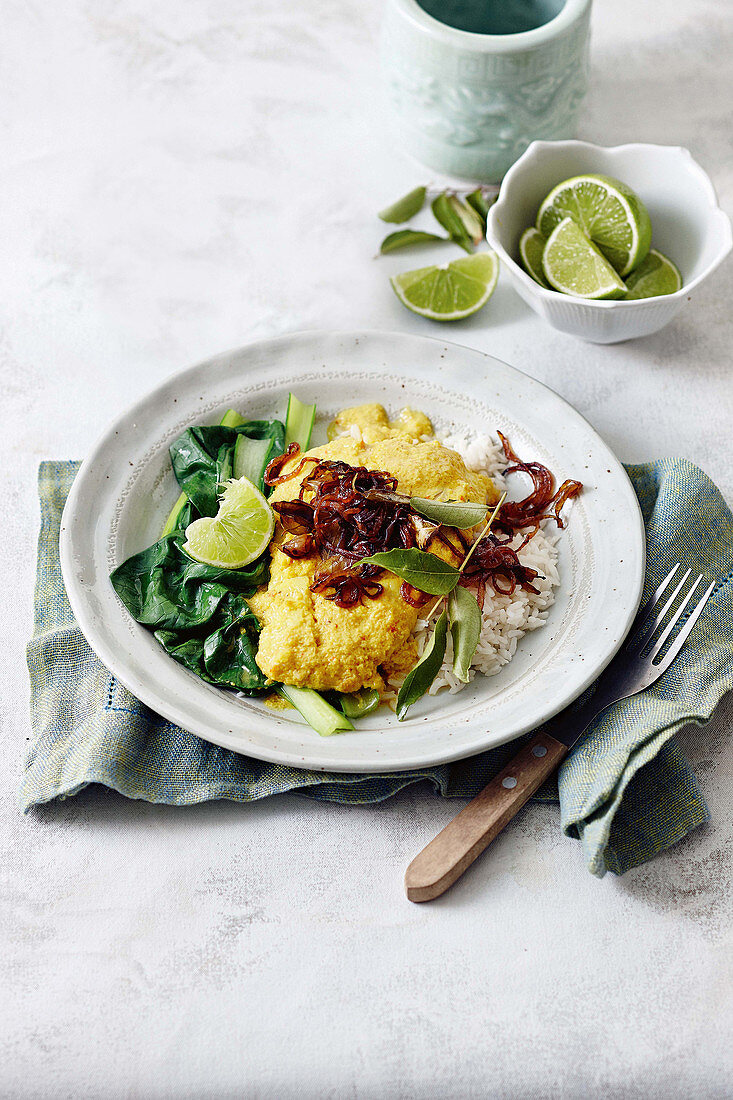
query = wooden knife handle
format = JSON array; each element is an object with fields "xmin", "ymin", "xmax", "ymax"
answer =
[{"xmin": 405, "ymin": 732, "xmax": 568, "ymax": 903}]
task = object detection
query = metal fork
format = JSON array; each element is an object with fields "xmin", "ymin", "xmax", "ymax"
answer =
[{"xmin": 405, "ymin": 564, "xmax": 717, "ymax": 902}]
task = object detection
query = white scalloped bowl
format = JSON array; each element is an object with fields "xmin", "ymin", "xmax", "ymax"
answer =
[{"xmin": 486, "ymin": 140, "xmax": 732, "ymax": 344}]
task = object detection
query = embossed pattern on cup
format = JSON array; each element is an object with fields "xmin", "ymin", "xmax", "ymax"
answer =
[{"xmin": 381, "ymin": 0, "xmax": 592, "ymax": 182}]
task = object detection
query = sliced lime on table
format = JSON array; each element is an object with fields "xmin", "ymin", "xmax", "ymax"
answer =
[
  {"xmin": 390, "ymin": 251, "xmax": 499, "ymax": 321},
  {"xmin": 519, "ymin": 227, "xmax": 549, "ymax": 287},
  {"xmin": 542, "ymin": 217, "xmax": 627, "ymax": 300},
  {"xmin": 536, "ymin": 173, "xmax": 652, "ymax": 276},
  {"xmin": 184, "ymin": 476, "xmax": 275, "ymax": 569},
  {"xmin": 623, "ymin": 248, "xmax": 682, "ymax": 299}
]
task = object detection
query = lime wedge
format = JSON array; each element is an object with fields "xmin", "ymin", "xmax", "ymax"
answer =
[
  {"xmin": 537, "ymin": 173, "xmax": 652, "ymax": 276},
  {"xmin": 519, "ymin": 227, "xmax": 549, "ymax": 287},
  {"xmin": 183, "ymin": 477, "xmax": 275, "ymax": 569},
  {"xmin": 623, "ymin": 248, "xmax": 682, "ymax": 299},
  {"xmin": 390, "ymin": 251, "xmax": 499, "ymax": 321},
  {"xmin": 542, "ymin": 217, "xmax": 626, "ymax": 300}
]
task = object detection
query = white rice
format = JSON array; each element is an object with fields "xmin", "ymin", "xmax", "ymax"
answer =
[{"xmin": 386, "ymin": 432, "xmax": 561, "ymax": 697}]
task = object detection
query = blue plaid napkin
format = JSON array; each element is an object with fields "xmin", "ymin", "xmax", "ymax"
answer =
[{"xmin": 23, "ymin": 460, "xmax": 733, "ymax": 876}]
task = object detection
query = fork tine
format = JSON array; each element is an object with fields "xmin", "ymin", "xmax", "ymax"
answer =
[
  {"xmin": 646, "ymin": 573, "xmax": 703, "ymax": 658},
  {"xmin": 627, "ymin": 563, "xmax": 680, "ymax": 645},
  {"xmin": 630, "ymin": 565, "xmax": 691, "ymax": 649},
  {"xmin": 650, "ymin": 576, "xmax": 715, "ymax": 673}
]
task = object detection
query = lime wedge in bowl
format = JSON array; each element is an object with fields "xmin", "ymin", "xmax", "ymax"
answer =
[
  {"xmin": 390, "ymin": 251, "xmax": 499, "ymax": 321},
  {"xmin": 519, "ymin": 227, "xmax": 549, "ymax": 287},
  {"xmin": 624, "ymin": 249, "xmax": 682, "ymax": 299},
  {"xmin": 537, "ymin": 173, "xmax": 652, "ymax": 276},
  {"xmin": 184, "ymin": 477, "xmax": 275, "ymax": 569},
  {"xmin": 542, "ymin": 217, "xmax": 627, "ymax": 300}
]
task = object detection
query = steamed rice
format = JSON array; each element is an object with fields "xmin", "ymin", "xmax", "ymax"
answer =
[{"xmin": 386, "ymin": 431, "xmax": 561, "ymax": 697}]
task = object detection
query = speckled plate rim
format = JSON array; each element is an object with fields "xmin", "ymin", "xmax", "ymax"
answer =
[{"xmin": 60, "ymin": 330, "xmax": 645, "ymax": 773}]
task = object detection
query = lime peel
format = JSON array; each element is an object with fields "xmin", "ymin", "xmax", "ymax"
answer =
[
  {"xmin": 390, "ymin": 251, "xmax": 499, "ymax": 321},
  {"xmin": 537, "ymin": 173, "xmax": 652, "ymax": 277},
  {"xmin": 542, "ymin": 217, "xmax": 626, "ymax": 300},
  {"xmin": 183, "ymin": 476, "xmax": 275, "ymax": 569}
]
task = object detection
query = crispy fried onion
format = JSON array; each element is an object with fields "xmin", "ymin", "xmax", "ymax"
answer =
[
  {"xmin": 264, "ymin": 445, "xmax": 462, "ymax": 608},
  {"xmin": 460, "ymin": 433, "xmax": 583, "ymax": 603},
  {"xmin": 262, "ymin": 436, "xmax": 582, "ymax": 609}
]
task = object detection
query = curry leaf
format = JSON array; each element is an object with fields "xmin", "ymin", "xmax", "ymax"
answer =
[
  {"xmin": 380, "ymin": 229, "xmax": 448, "ymax": 254},
  {"xmin": 465, "ymin": 187, "xmax": 497, "ymax": 225},
  {"xmin": 448, "ymin": 585, "xmax": 482, "ymax": 683},
  {"xmin": 378, "ymin": 185, "xmax": 427, "ymax": 223},
  {"xmin": 396, "ymin": 611, "xmax": 448, "ymax": 720},
  {"xmin": 359, "ymin": 549, "xmax": 460, "ymax": 595},
  {"xmin": 431, "ymin": 193, "xmax": 473, "ymax": 253},
  {"xmin": 410, "ymin": 497, "xmax": 488, "ymax": 528},
  {"xmin": 447, "ymin": 195, "xmax": 484, "ymax": 245}
]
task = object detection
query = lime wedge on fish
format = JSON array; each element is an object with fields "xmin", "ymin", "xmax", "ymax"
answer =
[
  {"xmin": 183, "ymin": 477, "xmax": 274, "ymax": 569},
  {"xmin": 542, "ymin": 217, "xmax": 627, "ymax": 300},
  {"xmin": 519, "ymin": 227, "xmax": 549, "ymax": 287},
  {"xmin": 390, "ymin": 251, "xmax": 499, "ymax": 321},
  {"xmin": 623, "ymin": 249, "xmax": 682, "ymax": 299},
  {"xmin": 536, "ymin": 173, "xmax": 652, "ymax": 276}
]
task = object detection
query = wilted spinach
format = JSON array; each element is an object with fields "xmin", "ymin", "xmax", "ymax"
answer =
[{"xmin": 111, "ymin": 414, "xmax": 284, "ymax": 695}]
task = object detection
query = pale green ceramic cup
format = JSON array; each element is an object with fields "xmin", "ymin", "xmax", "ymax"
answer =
[{"xmin": 381, "ymin": 0, "xmax": 592, "ymax": 182}]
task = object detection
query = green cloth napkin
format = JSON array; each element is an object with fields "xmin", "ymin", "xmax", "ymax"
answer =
[{"xmin": 23, "ymin": 460, "xmax": 733, "ymax": 876}]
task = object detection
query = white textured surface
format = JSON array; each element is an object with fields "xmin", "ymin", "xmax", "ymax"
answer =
[{"xmin": 2, "ymin": 1, "xmax": 732, "ymax": 1096}]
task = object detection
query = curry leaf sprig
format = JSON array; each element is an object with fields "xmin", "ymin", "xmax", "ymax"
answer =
[
  {"xmin": 377, "ymin": 184, "xmax": 498, "ymax": 255},
  {"xmin": 358, "ymin": 492, "xmax": 506, "ymax": 719}
]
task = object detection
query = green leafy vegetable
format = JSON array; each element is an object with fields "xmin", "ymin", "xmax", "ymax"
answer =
[
  {"xmin": 285, "ymin": 394, "xmax": 316, "ymax": 451},
  {"xmin": 219, "ymin": 408, "xmax": 247, "ymax": 429},
  {"xmin": 358, "ymin": 549, "xmax": 460, "ymax": 595},
  {"xmin": 465, "ymin": 188, "xmax": 496, "ymax": 225},
  {"xmin": 110, "ymin": 537, "xmax": 268, "ymax": 631},
  {"xmin": 396, "ymin": 611, "xmax": 448, "ymax": 720},
  {"xmin": 378, "ymin": 185, "xmax": 427, "ymax": 224},
  {"xmin": 233, "ymin": 434, "xmax": 278, "ymax": 488},
  {"xmin": 380, "ymin": 229, "xmax": 448, "ymax": 254},
  {"xmin": 162, "ymin": 408, "xmax": 245, "ymax": 536},
  {"xmin": 410, "ymin": 496, "xmax": 488, "ymax": 528},
  {"xmin": 447, "ymin": 585, "xmax": 482, "ymax": 683},
  {"xmin": 170, "ymin": 419, "xmax": 285, "ymax": 516},
  {"xmin": 339, "ymin": 687, "xmax": 381, "ymax": 719},
  {"xmin": 277, "ymin": 685, "xmax": 354, "ymax": 736},
  {"xmin": 431, "ymin": 193, "xmax": 473, "ymax": 253},
  {"xmin": 155, "ymin": 594, "xmax": 267, "ymax": 691}
]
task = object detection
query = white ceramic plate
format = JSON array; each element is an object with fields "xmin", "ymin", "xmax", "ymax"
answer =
[{"xmin": 60, "ymin": 331, "xmax": 645, "ymax": 773}]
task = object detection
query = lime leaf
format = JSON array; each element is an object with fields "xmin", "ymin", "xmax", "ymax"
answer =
[
  {"xmin": 396, "ymin": 611, "xmax": 448, "ymax": 720},
  {"xmin": 380, "ymin": 229, "xmax": 448, "ymax": 254},
  {"xmin": 378, "ymin": 186, "xmax": 427, "ymax": 224},
  {"xmin": 465, "ymin": 187, "xmax": 496, "ymax": 224},
  {"xmin": 431, "ymin": 193, "xmax": 473, "ymax": 253}
]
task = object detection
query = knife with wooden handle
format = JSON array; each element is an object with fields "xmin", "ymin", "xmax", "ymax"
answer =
[
  {"xmin": 404, "ymin": 563, "xmax": 717, "ymax": 902},
  {"xmin": 405, "ymin": 730, "xmax": 567, "ymax": 902}
]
